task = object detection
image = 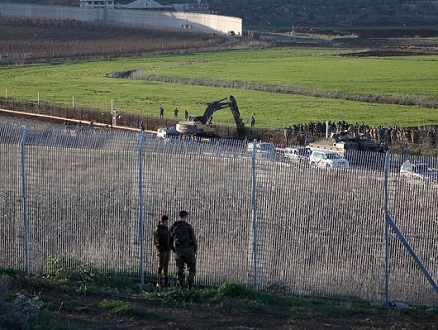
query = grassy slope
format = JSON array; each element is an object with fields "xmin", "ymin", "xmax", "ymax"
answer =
[{"xmin": 1, "ymin": 49, "xmax": 438, "ymax": 128}]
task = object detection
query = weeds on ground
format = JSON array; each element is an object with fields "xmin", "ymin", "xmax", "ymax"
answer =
[
  {"xmin": 0, "ymin": 272, "xmax": 66, "ymax": 330},
  {"xmin": 98, "ymin": 299, "xmax": 165, "ymax": 320},
  {"xmin": 2, "ymin": 264, "xmax": 438, "ymax": 329}
]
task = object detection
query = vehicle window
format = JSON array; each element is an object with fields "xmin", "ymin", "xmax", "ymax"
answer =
[
  {"xmin": 299, "ymin": 149, "xmax": 310, "ymax": 156},
  {"xmin": 259, "ymin": 144, "xmax": 274, "ymax": 151},
  {"xmin": 326, "ymin": 153, "xmax": 340, "ymax": 160},
  {"xmin": 415, "ymin": 165, "xmax": 428, "ymax": 173}
]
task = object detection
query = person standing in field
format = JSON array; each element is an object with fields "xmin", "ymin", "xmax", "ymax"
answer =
[
  {"xmin": 250, "ymin": 114, "xmax": 255, "ymax": 127},
  {"xmin": 153, "ymin": 215, "xmax": 171, "ymax": 289},
  {"xmin": 169, "ymin": 210, "xmax": 197, "ymax": 289},
  {"xmin": 174, "ymin": 107, "xmax": 179, "ymax": 119},
  {"xmin": 159, "ymin": 106, "xmax": 164, "ymax": 118}
]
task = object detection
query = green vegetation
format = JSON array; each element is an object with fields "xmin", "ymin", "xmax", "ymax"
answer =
[
  {"xmin": 1, "ymin": 266, "xmax": 438, "ymax": 329},
  {"xmin": 98, "ymin": 299, "xmax": 165, "ymax": 319},
  {"xmin": 1, "ymin": 49, "xmax": 438, "ymax": 128}
]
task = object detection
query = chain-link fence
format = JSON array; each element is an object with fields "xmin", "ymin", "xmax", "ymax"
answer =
[{"xmin": 1, "ymin": 119, "xmax": 438, "ymax": 306}]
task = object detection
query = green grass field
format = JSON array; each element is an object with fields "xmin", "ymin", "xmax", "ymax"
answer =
[{"xmin": 1, "ymin": 48, "xmax": 438, "ymax": 128}]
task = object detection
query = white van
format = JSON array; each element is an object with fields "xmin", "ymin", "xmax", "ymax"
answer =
[
  {"xmin": 284, "ymin": 147, "xmax": 311, "ymax": 163},
  {"xmin": 309, "ymin": 150, "xmax": 349, "ymax": 169},
  {"xmin": 156, "ymin": 127, "xmax": 181, "ymax": 139},
  {"xmin": 400, "ymin": 160, "xmax": 438, "ymax": 181},
  {"xmin": 247, "ymin": 141, "xmax": 277, "ymax": 159}
]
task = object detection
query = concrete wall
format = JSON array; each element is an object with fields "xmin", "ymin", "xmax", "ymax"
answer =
[{"xmin": 0, "ymin": 3, "xmax": 242, "ymax": 35}]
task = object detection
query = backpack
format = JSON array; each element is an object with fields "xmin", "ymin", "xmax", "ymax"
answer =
[{"xmin": 171, "ymin": 222, "xmax": 191, "ymax": 248}]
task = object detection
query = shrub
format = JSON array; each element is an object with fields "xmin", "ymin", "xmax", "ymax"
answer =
[
  {"xmin": 0, "ymin": 275, "xmax": 43, "ymax": 330},
  {"xmin": 44, "ymin": 255, "xmax": 98, "ymax": 283},
  {"xmin": 157, "ymin": 287, "xmax": 205, "ymax": 305},
  {"xmin": 217, "ymin": 282, "xmax": 254, "ymax": 298}
]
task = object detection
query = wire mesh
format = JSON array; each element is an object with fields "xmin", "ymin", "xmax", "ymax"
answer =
[
  {"xmin": 1, "ymin": 123, "xmax": 438, "ymax": 306},
  {"xmin": 385, "ymin": 155, "xmax": 438, "ymax": 306},
  {"xmin": 0, "ymin": 137, "xmax": 23, "ymax": 271}
]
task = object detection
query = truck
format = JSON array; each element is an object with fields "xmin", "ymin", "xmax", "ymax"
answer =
[{"xmin": 175, "ymin": 95, "xmax": 246, "ymax": 139}]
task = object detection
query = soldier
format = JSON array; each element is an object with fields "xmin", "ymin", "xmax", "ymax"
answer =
[
  {"xmin": 159, "ymin": 106, "xmax": 164, "ymax": 117},
  {"xmin": 174, "ymin": 107, "xmax": 179, "ymax": 119},
  {"xmin": 153, "ymin": 215, "xmax": 171, "ymax": 289},
  {"xmin": 169, "ymin": 210, "xmax": 197, "ymax": 289},
  {"xmin": 184, "ymin": 109, "xmax": 189, "ymax": 120}
]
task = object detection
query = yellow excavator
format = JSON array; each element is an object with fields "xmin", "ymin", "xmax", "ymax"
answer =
[{"xmin": 175, "ymin": 95, "xmax": 246, "ymax": 139}]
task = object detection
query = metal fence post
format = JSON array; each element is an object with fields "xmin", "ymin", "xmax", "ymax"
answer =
[
  {"xmin": 384, "ymin": 151, "xmax": 390, "ymax": 305},
  {"xmin": 20, "ymin": 125, "xmax": 30, "ymax": 276},
  {"xmin": 138, "ymin": 131, "xmax": 146, "ymax": 286},
  {"xmin": 251, "ymin": 139, "xmax": 258, "ymax": 291}
]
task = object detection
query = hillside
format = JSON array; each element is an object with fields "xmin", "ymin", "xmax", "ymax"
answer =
[{"xmin": 2, "ymin": 0, "xmax": 438, "ymax": 29}]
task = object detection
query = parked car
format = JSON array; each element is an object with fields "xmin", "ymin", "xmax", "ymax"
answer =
[
  {"xmin": 284, "ymin": 147, "xmax": 312, "ymax": 163},
  {"xmin": 400, "ymin": 160, "xmax": 438, "ymax": 181},
  {"xmin": 309, "ymin": 150, "xmax": 349, "ymax": 169},
  {"xmin": 156, "ymin": 127, "xmax": 181, "ymax": 139},
  {"xmin": 247, "ymin": 141, "xmax": 277, "ymax": 160}
]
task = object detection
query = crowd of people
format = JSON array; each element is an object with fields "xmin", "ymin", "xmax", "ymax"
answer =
[{"xmin": 282, "ymin": 120, "xmax": 438, "ymax": 148}]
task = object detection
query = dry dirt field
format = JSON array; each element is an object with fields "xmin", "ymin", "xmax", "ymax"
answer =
[{"xmin": 2, "ymin": 17, "xmax": 438, "ymax": 65}]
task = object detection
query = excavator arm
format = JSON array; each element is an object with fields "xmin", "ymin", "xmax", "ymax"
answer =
[
  {"xmin": 199, "ymin": 95, "xmax": 245, "ymax": 130},
  {"xmin": 196, "ymin": 97, "xmax": 232, "ymax": 124},
  {"xmin": 176, "ymin": 95, "xmax": 246, "ymax": 139},
  {"xmin": 229, "ymin": 95, "xmax": 246, "ymax": 132}
]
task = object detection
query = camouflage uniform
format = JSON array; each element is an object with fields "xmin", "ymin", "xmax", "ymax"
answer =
[
  {"xmin": 153, "ymin": 216, "xmax": 171, "ymax": 287},
  {"xmin": 169, "ymin": 211, "xmax": 197, "ymax": 289}
]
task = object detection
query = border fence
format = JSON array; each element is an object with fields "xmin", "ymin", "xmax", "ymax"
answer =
[
  {"xmin": 4, "ymin": 97, "xmax": 438, "ymax": 151},
  {"xmin": 1, "ymin": 120, "xmax": 438, "ymax": 307}
]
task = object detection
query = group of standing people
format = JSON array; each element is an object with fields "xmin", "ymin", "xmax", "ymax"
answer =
[
  {"xmin": 158, "ymin": 106, "xmax": 189, "ymax": 120},
  {"xmin": 153, "ymin": 210, "xmax": 197, "ymax": 290}
]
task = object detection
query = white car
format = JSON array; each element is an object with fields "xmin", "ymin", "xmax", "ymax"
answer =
[
  {"xmin": 247, "ymin": 142, "xmax": 277, "ymax": 157},
  {"xmin": 400, "ymin": 160, "xmax": 438, "ymax": 181},
  {"xmin": 156, "ymin": 127, "xmax": 181, "ymax": 139},
  {"xmin": 309, "ymin": 150, "xmax": 349, "ymax": 169},
  {"xmin": 284, "ymin": 147, "xmax": 311, "ymax": 163}
]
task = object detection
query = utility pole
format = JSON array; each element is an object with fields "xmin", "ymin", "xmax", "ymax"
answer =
[{"xmin": 103, "ymin": 0, "xmax": 108, "ymax": 23}]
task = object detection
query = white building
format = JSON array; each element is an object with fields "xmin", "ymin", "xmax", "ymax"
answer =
[
  {"xmin": 122, "ymin": 0, "xmax": 173, "ymax": 10},
  {"xmin": 0, "ymin": 2, "xmax": 242, "ymax": 35},
  {"xmin": 80, "ymin": 0, "xmax": 115, "ymax": 9},
  {"xmin": 123, "ymin": 0, "xmax": 209, "ymax": 13}
]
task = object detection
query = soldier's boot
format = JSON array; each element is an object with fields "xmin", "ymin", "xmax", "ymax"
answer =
[
  {"xmin": 164, "ymin": 277, "xmax": 169, "ymax": 288},
  {"xmin": 178, "ymin": 269, "xmax": 184, "ymax": 289},
  {"xmin": 187, "ymin": 272, "xmax": 195, "ymax": 290},
  {"xmin": 156, "ymin": 274, "xmax": 162, "ymax": 291}
]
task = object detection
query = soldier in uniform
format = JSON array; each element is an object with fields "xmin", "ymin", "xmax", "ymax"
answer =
[
  {"xmin": 169, "ymin": 210, "xmax": 197, "ymax": 289},
  {"xmin": 153, "ymin": 215, "xmax": 171, "ymax": 288}
]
